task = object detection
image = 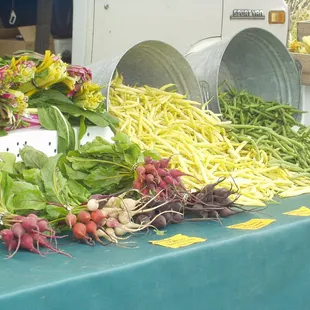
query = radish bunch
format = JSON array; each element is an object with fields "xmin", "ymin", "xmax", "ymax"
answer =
[
  {"xmin": 69, "ymin": 191, "xmax": 182, "ymax": 246},
  {"xmin": 133, "ymin": 156, "xmax": 192, "ymax": 197},
  {"xmin": 0, "ymin": 213, "xmax": 71, "ymax": 259},
  {"xmin": 132, "ymin": 178, "xmax": 246, "ymax": 227},
  {"xmin": 184, "ymin": 177, "xmax": 244, "ymax": 220},
  {"xmin": 67, "ymin": 209, "xmax": 106, "ymax": 246}
]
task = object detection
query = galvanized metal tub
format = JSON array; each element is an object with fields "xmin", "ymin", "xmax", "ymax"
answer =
[
  {"xmin": 186, "ymin": 28, "xmax": 301, "ymax": 117},
  {"xmin": 87, "ymin": 40, "xmax": 203, "ymax": 108}
]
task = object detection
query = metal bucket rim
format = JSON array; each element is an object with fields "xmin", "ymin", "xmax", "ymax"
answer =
[
  {"xmin": 105, "ymin": 39, "xmax": 202, "ymax": 107},
  {"xmin": 211, "ymin": 27, "xmax": 300, "ymax": 114}
]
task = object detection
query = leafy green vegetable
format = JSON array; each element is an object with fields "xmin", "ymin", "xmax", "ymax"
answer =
[
  {"xmin": 0, "ymin": 152, "xmax": 16, "ymax": 174},
  {"xmin": 28, "ymin": 89, "xmax": 119, "ymax": 138},
  {"xmin": 46, "ymin": 205, "xmax": 68, "ymax": 219},
  {"xmin": 22, "ymin": 168, "xmax": 45, "ymax": 191},
  {"xmin": 20, "ymin": 146, "xmax": 48, "ymax": 169},
  {"xmin": 0, "ymin": 172, "xmax": 15, "ymax": 213},
  {"xmin": 78, "ymin": 116, "xmax": 87, "ymax": 147},
  {"xmin": 0, "ymin": 129, "xmax": 7, "ymax": 137},
  {"xmin": 41, "ymin": 154, "xmax": 67, "ymax": 204},
  {"xmin": 12, "ymin": 181, "xmax": 40, "ymax": 195},
  {"xmin": 63, "ymin": 163, "xmax": 89, "ymax": 180},
  {"xmin": 38, "ymin": 106, "xmax": 76, "ymax": 154},
  {"xmin": 66, "ymin": 179, "xmax": 90, "ymax": 203},
  {"xmin": 13, "ymin": 189, "xmax": 47, "ymax": 211},
  {"xmin": 64, "ymin": 133, "xmax": 145, "ymax": 194}
]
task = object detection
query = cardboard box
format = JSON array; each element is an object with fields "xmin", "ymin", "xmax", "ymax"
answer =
[
  {"xmin": 291, "ymin": 53, "xmax": 310, "ymax": 86},
  {"xmin": 0, "ymin": 25, "xmax": 53, "ymax": 57},
  {"xmin": 290, "ymin": 21, "xmax": 310, "ymax": 86},
  {"xmin": 297, "ymin": 21, "xmax": 310, "ymax": 41}
]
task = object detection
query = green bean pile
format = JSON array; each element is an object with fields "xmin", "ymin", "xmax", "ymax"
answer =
[{"xmin": 219, "ymin": 87, "xmax": 310, "ymax": 173}]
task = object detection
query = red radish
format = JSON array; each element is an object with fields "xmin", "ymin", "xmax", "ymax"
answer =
[
  {"xmin": 175, "ymin": 176, "xmax": 181, "ymax": 184},
  {"xmin": 137, "ymin": 173, "xmax": 146, "ymax": 183},
  {"xmin": 5, "ymin": 239, "xmax": 17, "ymax": 253},
  {"xmin": 146, "ymin": 182, "xmax": 155, "ymax": 191},
  {"xmin": 136, "ymin": 166, "xmax": 146, "ymax": 176},
  {"xmin": 73, "ymin": 222, "xmax": 94, "ymax": 245},
  {"xmin": 145, "ymin": 174, "xmax": 155, "ymax": 183},
  {"xmin": 1, "ymin": 229, "xmax": 14, "ymax": 241},
  {"xmin": 77, "ymin": 210, "xmax": 91, "ymax": 224},
  {"xmin": 6, "ymin": 222, "xmax": 25, "ymax": 259},
  {"xmin": 37, "ymin": 220, "xmax": 48, "ymax": 232},
  {"xmin": 159, "ymin": 179, "xmax": 168, "ymax": 189},
  {"xmin": 65, "ymin": 213, "xmax": 77, "ymax": 228},
  {"xmin": 168, "ymin": 169, "xmax": 197, "ymax": 181},
  {"xmin": 27, "ymin": 213, "xmax": 38, "ymax": 219},
  {"xmin": 168, "ymin": 169, "xmax": 188, "ymax": 178},
  {"xmin": 90, "ymin": 209, "xmax": 105, "ymax": 224},
  {"xmin": 144, "ymin": 164, "xmax": 157, "ymax": 175},
  {"xmin": 163, "ymin": 175, "xmax": 175, "ymax": 185},
  {"xmin": 12, "ymin": 223, "xmax": 25, "ymax": 237},
  {"xmin": 106, "ymin": 218, "xmax": 120, "ymax": 229},
  {"xmin": 141, "ymin": 188, "xmax": 149, "ymax": 195},
  {"xmin": 133, "ymin": 179, "xmax": 143, "ymax": 190},
  {"xmin": 157, "ymin": 168, "xmax": 168, "ymax": 178},
  {"xmin": 152, "ymin": 161, "xmax": 160, "ymax": 169},
  {"xmin": 22, "ymin": 216, "xmax": 39, "ymax": 233},
  {"xmin": 31, "ymin": 233, "xmax": 72, "ymax": 258},
  {"xmin": 144, "ymin": 156, "xmax": 152, "ymax": 164},
  {"xmin": 20, "ymin": 233, "xmax": 44, "ymax": 256},
  {"xmin": 86, "ymin": 221, "xmax": 106, "ymax": 245},
  {"xmin": 159, "ymin": 157, "xmax": 172, "ymax": 169},
  {"xmin": 154, "ymin": 174, "xmax": 161, "ymax": 185},
  {"xmin": 72, "ymin": 223, "xmax": 87, "ymax": 239},
  {"xmin": 37, "ymin": 220, "xmax": 57, "ymax": 247}
]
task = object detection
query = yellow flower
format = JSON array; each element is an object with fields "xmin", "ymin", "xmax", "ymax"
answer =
[
  {"xmin": 73, "ymin": 81, "xmax": 105, "ymax": 111},
  {"xmin": 10, "ymin": 56, "xmax": 36, "ymax": 84},
  {"xmin": 18, "ymin": 50, "xmax": 68, "ymax": 97},
  {"xmin": 8, "ymin": 89, "xmax": 28, "ymax": 115},
  {"xmin": 62, "ymin": 75, "xmax": 78, "ymax": 92},
  {"xmin": 289, "ymin": 40, "xmax": 303, "ymax": 52}
]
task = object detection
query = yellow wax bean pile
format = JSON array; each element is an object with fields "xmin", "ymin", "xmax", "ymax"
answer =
[{"xmin": 109, "ymin": 74, "xmax": 310, "ymax": 206}]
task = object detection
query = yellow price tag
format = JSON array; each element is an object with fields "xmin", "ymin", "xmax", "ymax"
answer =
[
  {"xmin": 227, "ymin": 218, "xmax": 275, "ymax": 230},
  {"xmin": 283, "ymin": 206, "xmax": 310, "ymax": 217},
  {"xmin": 149, "ymin": 234, "xmax": 206, "ymax": 249}
]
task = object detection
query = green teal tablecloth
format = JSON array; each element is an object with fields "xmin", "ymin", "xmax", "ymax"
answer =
[{"xmin": 0, "ymin": 195, "xmax": 310, "ymax": 310}]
